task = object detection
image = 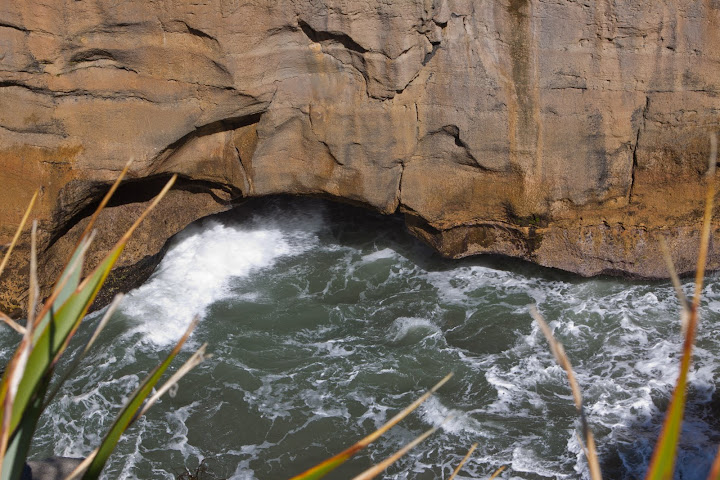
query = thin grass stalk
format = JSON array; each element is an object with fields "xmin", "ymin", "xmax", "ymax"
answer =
[
  {"xmin": 0, "ymin": 342, "xmax": 23, "ymax": 464},
  {"xmin": 27, "ymin": 221, "xmax": 38, "ymax": 331},
  {"xmin": 289, "ymin": 373, "xmax": 453, "ymax": 480},
  {"xmin": 76, "ymin": 159, "xmax": 132, "ymax": 249},
  {"xmin": 0, "ymin": 190, "xmax": 38, "ymax": 280},
  {"xmin": 448, "ymin": 443, "xmax": 477, "ymax": 480},
  {"xmin": 0, "ymin": 314, "xmax": 24, "ymax": 336},
  {"xmin": 530, "ymin": 306, "xmax": 602, "ymax": 480},
  {"xmin": 34, "ymin": 163, "xmax": 126, "ymax": 328},
  {"xmin": 692, "ymin": 133, "xmax": 716, "ymax": 311},
  {"xmin": 576, "ymin": 431, "xmax": 592, "ymax": 463},
  {"xmin": 116, "ymin": 174, "xmax": 176, "ymax": 247},
  {"xmin": 64, "ymin": 450, "xmax": 97, "ymax": 480},
  {"xmin": 658, "ymin": 238, "xmax": 690, "ymax": 322},
  {"xmin": 80, "ymin": 294, "xmax": 123, "ymax": 358},
  {"xmin": 73, "ymin": 174, "xmax": 176, "ymax": 299},
  {"xmin": 355, "ymin": 372, "xmax": 452, "ymax": 449},
  {"xmin": 645, "ymin": 134, "xmax": 717, "ymax": 480},
  {"xmin": 487, "ymin": 465, "xmax": 507, "ymax": 479},
  {"xmin": 708, "ymin": 445, "xmax": 720, "ymax": 480},
  {"xmin": 36, "ymin": 171, "xmax": 170, "ymax": 333},
  {"xmin": 0, "ymin": 192, "xmax": 42, "ymax": 430},
  {"xmin": 137, "ymin": 342, "xmax": 209, "ymax": 419},
  {"xmin": 80, "ymin": 316, "xmax": 198, "ymax": 479},
  {"xmin": 350, "ymin": 425, "xmax": 439, "ymax": 480},
  {"xmin": 42, "ymin": 294, "xmax": 124, "ymax": 411}
]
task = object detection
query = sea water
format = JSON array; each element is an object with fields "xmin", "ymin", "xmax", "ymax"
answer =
[{"xmin": 3, "ymin": 197, "xmax": 720, "ymax": 479}]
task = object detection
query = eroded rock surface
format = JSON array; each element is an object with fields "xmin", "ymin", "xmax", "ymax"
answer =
[{"xmin": 1, "ymin": 0, "xmax": 720, "ymax": 313}]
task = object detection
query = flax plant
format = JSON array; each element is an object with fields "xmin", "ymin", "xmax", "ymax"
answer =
[{"xmin": 0, "ymin": 163, "xmax": 208, "ymax": 480}]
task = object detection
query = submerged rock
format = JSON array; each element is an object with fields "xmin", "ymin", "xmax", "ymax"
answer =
[
  {"xmin": 25, "ymin": 458, "xmax": 83, "ymax": 480},
  {"xmin": 1, "ymin": 0, "xmax": 719, "ymax": 314}
]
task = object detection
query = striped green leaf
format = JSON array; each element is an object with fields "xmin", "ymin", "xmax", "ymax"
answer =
[
  {"xmin": 0, "ymin": 378, "xmax": 47, "ymax": 480},
  {"xmin": 3, "ymin": 245, "xmax": 124, "ymax": 438}
]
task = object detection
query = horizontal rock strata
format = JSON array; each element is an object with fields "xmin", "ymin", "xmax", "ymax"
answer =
[{"xmin": 1, "ymin": 0, "xmax": 720, "ymax": 314}]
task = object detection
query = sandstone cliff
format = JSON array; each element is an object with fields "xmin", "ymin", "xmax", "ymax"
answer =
[{"xmin": 1, "ymin": 0, "xmax": 719, "ymax": 314}]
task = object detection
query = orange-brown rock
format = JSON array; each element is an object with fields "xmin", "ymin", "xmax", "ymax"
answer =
[{"xmin": 1, "ymin": 0, "xmax": 720, "ymax": 315}]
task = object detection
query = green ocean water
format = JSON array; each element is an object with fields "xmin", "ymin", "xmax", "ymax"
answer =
[{"xmin": 3, "ymin": 197, "xmax": 720, "ymax": 479}]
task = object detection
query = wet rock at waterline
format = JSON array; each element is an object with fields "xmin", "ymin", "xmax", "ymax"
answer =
[
  {"xmin": 24, "ymin": 458, "xmax": 84, "ymax": 480},
  {"xmin": 1, "ymin": 0, "xmax": 720, "ymax": 315}
]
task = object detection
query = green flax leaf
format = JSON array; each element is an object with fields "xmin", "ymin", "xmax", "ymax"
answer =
[{"xmin": 3, "ymin": 245, "xmax": 124, "ymax": 438}]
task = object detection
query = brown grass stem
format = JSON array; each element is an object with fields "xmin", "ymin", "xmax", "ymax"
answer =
[
  {"xmin": 530, "ymin": 306, "xmax": 602, "ymax": 480},
  {"xmin": 76, "ymin": 159, "xmax": 133, "ymax": 247},
  {"xmin": 351, "ymin": 426, "xmax": 439, "ymax": 480},
  {"xmin": 0, "ymin": 313, "xmax": 25, "ymax": 335},
  {"xmin": 0, "ymin": 190, "xmax": 38, "ymax": 280},
  {"xmin": 488, "ymin": 465, "xmax": 507, "ymax": 479},
  {"xmin": 448, "ymin": 443, "xmax": 478, "ymax": 480}
]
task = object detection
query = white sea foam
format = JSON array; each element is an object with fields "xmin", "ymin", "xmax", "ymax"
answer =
[
  {"xmin": 361, "ymin": 247, "xmax": 398, "ymax": 263},
  {"xmin": 120, "ymin": 207, "xmax": 324, "ymax": 347},
  {"xmin": 388, "ymin": 317, "xmax": 441, "ymax": 342},
  {"xmin": 419, "ymin": 396, "xmax": 486, "ymax": 436}
]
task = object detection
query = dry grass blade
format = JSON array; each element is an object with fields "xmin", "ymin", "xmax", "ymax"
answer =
[
  {"xmin": 0, "ymin": 313, "xmax": 25, "ymax": 336},
  {"xmin": 576, "ymin": 431, "xmax": 592, "ymax": 460},
  {"xmin": 77, "ymin": 159, "xmax": 133, "ymax": 246},
  {"xmin": 448, "ymin": 443, "xmax": 478, "ymax": 480},
  {"xmin": 659, "ymin": 237, "xmax": 690, "ymax": 334},
  {"xmin": 64, "ymin": 312, "xmax": 198, "ymax": 480},
  {"xmin": 0, "ymin": 342, "xmax": 25, "ymax": 463},
  {"xmin": 46, "ymin": 161, "xmax": 131, "ymax": 316},
  {"xmin": 73, "ymin": 174, "xmax": 176, "ymax": 296},
  {"xmin": 645, "ymin": 134, "xmax": 718, "ymax": 480},
  {"xmin": 138, "ymin": 342, "xmax": 210, "ymax": 419},
  {"xmin": 693, "ymin": 132, "xmax": 717, "ymax": 311},
  {"xmin": 0, "ymin": 190, "xmax": 38, "ymax": 280},
  {"xmin": 708, "ymin": 445, "xmax": 720, "ymax": 480},
  {"xmin": 117, "ymin": 173, "xmax": 176, "ymax": 246},
  {"xmin": 289, "ymin": 373, "xmax": 453, "ymax": 480},
  {"xmin": 81, "ymin": 294, "xmax": 123, "ymax": 357},
  {"xmin": 37, "ymin": 172, "xmax": 172, "ymax": 334},
  {"xmin": 530, "ymin": 306, "xmax": 602, "ymax": 480},
  {"xmin": 357, "ymin": 372, "xmax": 452, "ymax": 447},
  {"xmin": 79, "ymin": 315, "xmax": 199, "ymax": 479},
  {"xmin": 350, "ymin": 425, "xmax": 439, "ymax": 480},
  {"xmin": 64, "ymin": 449, "xmax": 97, "ymax": 480},
  {"xmin": 42, "ymin": 294, "xmax": 125, "ymax": 411},
  {"xmin": 531, "ymin": 307, "xmax": 582, "ymax": 409},
  {"xmin": 27, "ymin": 221, "xmax": 39, "ymax": 331},
  {"xmin": 487, "ymin": 465, "xmax": 507, "ymax": 480}
]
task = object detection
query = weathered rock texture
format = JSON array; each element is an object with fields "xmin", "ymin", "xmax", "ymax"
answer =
[{"xmin": 1, "ymin": 0, "xmax": 720, "ymax": 313}]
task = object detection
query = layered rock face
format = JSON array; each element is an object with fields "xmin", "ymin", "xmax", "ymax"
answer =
[{"xmin": 1, "ymin": 0, "xmax": 719, "ymax": 313}]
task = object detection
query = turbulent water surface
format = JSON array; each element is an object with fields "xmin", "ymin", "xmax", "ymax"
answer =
[{"xmin": 3, "ymin": 197, "xmax": 720, "ymax": 479}]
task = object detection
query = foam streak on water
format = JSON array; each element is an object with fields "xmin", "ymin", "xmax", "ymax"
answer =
[{"xmin": 3, "ymin": 198, "xmax": 720, "ymax": 480}]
